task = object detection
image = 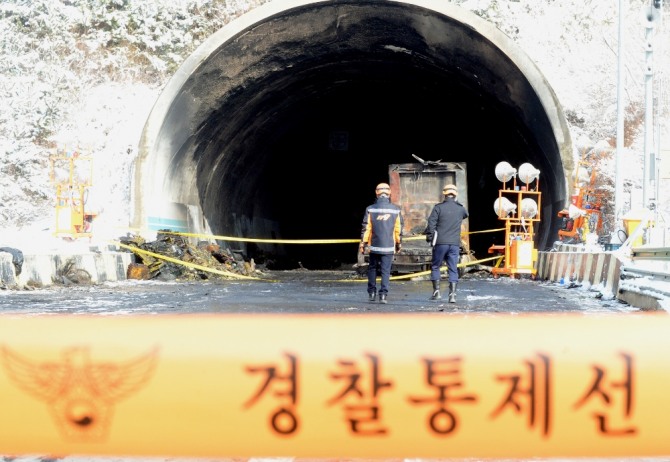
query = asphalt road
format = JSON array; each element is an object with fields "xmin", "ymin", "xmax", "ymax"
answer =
[{"xmin": 0, "ymin": 268, "xmax": 639, "ymax": 316}]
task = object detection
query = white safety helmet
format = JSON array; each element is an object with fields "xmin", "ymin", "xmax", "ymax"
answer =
[{"xmin": 443, "ymin": 184, "xmax": 458, "ymax": 197}]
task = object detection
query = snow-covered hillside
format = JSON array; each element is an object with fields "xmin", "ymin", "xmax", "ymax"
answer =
[{"xmin": 1, "ymin": 0, "xmax": 668, "ymax": 240}]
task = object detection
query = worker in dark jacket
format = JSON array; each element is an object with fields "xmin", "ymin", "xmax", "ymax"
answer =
[
  {"xmin": 425, "ymin": 183, "xmax": 469, "ymax": 303},
  {"xmin": 360, "ymin": 183, "xmax": 403, "ymax": 304}
]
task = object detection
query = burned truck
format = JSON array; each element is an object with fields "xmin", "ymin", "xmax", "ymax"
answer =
[{"xmin": 357, "ymin": 160, "xmax": 470, "ymax": 275}]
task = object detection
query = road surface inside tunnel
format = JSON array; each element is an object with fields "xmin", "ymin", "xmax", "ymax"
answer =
[{"xmin": 0, "ymin": 269, "xmax": 648, "ymax": 462}]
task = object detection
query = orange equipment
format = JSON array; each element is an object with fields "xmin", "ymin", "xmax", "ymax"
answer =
[{"xmin": 557, "ymin": 159, "xmax": 604, "ymax": 243}]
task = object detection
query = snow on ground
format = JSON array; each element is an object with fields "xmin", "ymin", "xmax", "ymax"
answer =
[{"xmin": 619, "ymin": 258, "xmax": 670, "ymax": 309}]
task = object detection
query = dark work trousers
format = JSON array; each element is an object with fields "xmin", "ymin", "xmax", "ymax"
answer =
[
  {"xmin": 367, "ymin": 253, "xmax": 394, "ymax": 295},
  {"xmin": 431, "ymin": 244, "xmax": 460, "ymax": 283}
]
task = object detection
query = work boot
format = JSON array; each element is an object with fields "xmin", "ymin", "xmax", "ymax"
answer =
[
  {"xmin": 368, "ymin": 291, "xmax": 376, "ymax": 303},
  {"xmin": 430, "ymin": 280, "xmax": 441, "ymax": 300},
  {"xmin": 379, "ymin": 294, "xmax": 387, "ymax": 304},
  {"xmin": 448, "ymin": 282, "xmax": 457, "ymax": 304}
]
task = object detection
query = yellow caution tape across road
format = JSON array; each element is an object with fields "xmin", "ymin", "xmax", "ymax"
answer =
[
  {"xmin": 389, "ymin": 254, "xmax": 505, "ymax": 281},
  {"xmin": 339, "ymin": 255, "xmax": 505, "ymax": 282},
  {"xmin": 118, "ymin": 228, "xmax": 506, "ymax": 283},
  {"xmin": 159, "ymin": 230, "xmax": 359, "ymax": 244},
  {"xmin": 467, "ymin": 227, "xmax": 506, "ymax": 234},
  {"xmin": 159, "ymin": 228, "xmax": 505, "ymax": 244},
  {"xmin": 1, "ymin": 313, "xmax": 669, "ymax": 459}
]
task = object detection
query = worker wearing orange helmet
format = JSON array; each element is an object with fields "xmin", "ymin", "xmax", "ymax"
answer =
[
  {"xmin": 360, "ymin": 182, "xmax": 403, "ymax": 304},
  {"xmin": 425, "ymin": 183, "xmax": 469, "ymax": 303}
]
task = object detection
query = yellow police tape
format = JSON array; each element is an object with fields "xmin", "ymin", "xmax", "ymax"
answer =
[
  {"xmin": 114, "ymin": 239, "xmax": 502, "ymax": 284},
  {"xmin": 114, "ymin": 242, "xmax": 261, "ymax": 280},
  {"xmin": 467, "ymin": 227, "xmax": 506, "ymax": 234},
  {"xmin": 158, "ymin": 230, "xmax": 360, "ymax": 244},
  {"xmin": 341, "ymin": 255, "xmax": 505, "ymax": 283},
  {"xmin": 0, "ymin": 313, "xmax": 669, "ymax": 459},
  {"xmin": 158, "ymin": 228, "xmax": 505, "ymax": 244},
  {"xmin": 117, "ymin": 231, "xmax": 505, "ymax": 283},
  {"xmin": 388, "ymin": 254, "xmax": 504, "ymax": 281}
]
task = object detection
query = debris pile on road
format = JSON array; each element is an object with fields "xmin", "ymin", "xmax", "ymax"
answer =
[{"xmin": 119, "ymin": 231, "xmax": 259, "ymax": 281}]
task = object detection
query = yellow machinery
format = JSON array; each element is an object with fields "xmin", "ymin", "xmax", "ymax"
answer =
[
  {"xmin": 49, "ymin": 148, "xmax": 96, "ymax": 239},
  {"xmin": 488, "ymin": 162, "xmax": 541, "ymax": 279}
]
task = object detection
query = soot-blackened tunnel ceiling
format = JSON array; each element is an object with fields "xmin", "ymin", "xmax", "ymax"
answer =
[{"xmin": 133, "ymin": 0, "xmax": 574, "ymax": 269}]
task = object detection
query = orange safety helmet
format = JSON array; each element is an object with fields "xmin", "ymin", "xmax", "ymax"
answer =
[{"xmin": 375, "ymin": 183, "xmax": 391, "ymax": 197}]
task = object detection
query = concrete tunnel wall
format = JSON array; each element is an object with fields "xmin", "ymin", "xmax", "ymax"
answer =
[{"xmin": 132, "ymin": 0, "xmax": 574, "ymax": 269}]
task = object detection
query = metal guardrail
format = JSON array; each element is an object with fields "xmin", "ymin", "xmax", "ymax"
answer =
[
  {"xmin": 630, "ymin": 246, "xmax": 670, "ymax": 260},
  {"xmin": 621, "ymin": 264, "xmax": 670, "ymax": 282},
  {"xmin": 618, "ymin": 246, "xmax": 670, "ymax": 309},
  {"xmin": 623, "ymin": 246, "xmax": 670, "ymax": 280}
]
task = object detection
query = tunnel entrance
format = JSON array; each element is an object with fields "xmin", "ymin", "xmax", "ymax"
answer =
[
  {"xmin": 253, "ymin": 76, "xmax": 538, "ymax": 269},
  {"xmin": 133, "ymin": 0, "xmax": 573, "ymax": 270}
]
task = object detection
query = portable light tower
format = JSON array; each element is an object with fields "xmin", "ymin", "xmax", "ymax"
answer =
[{"xmin": 489, "ymin": 162, "xmax": 542, "ymax": 279}]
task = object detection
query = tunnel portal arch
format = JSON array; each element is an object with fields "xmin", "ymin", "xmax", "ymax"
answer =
[{"xmin": 133, "ymin": 0, "xmax": 573, "ymax": 269}]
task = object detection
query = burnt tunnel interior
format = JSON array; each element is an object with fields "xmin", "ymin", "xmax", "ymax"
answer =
[
  {"xmin": 144, "ymin": 1, "xmax": 570, "ymax": 270},
  {"xmin": 247, "ymin": 71, "xmax": 543, "ymax": 269}
]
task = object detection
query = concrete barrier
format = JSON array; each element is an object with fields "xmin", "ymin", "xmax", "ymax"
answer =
[
  {"xmin": 1, "ymin": 246, "xmax": 134, "ymax": 288},
  {"xmin": 537, "ymin": 244, "xmax": 623, "ymax": 299}
]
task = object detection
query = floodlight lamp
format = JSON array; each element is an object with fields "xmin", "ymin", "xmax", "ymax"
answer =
[
  {"xmin": 518, "ymin": 163, "xmax": 540, "ymax": 184},
  {"xmin": 520, "ymin": 198, "xmax": 538, "ymax": 219},
  {"xmin": 494, "ymin": 162, "xmax": 517, "ymax": 183},
  {"xmin": 494, "ymin": 197, "xmax": 517, "ymax": 218}
]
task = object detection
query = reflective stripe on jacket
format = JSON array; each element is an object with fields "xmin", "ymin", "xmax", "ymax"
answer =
[{"xmin": 361, "ymin": 196, "xmax": 403, "ymax": 254}]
